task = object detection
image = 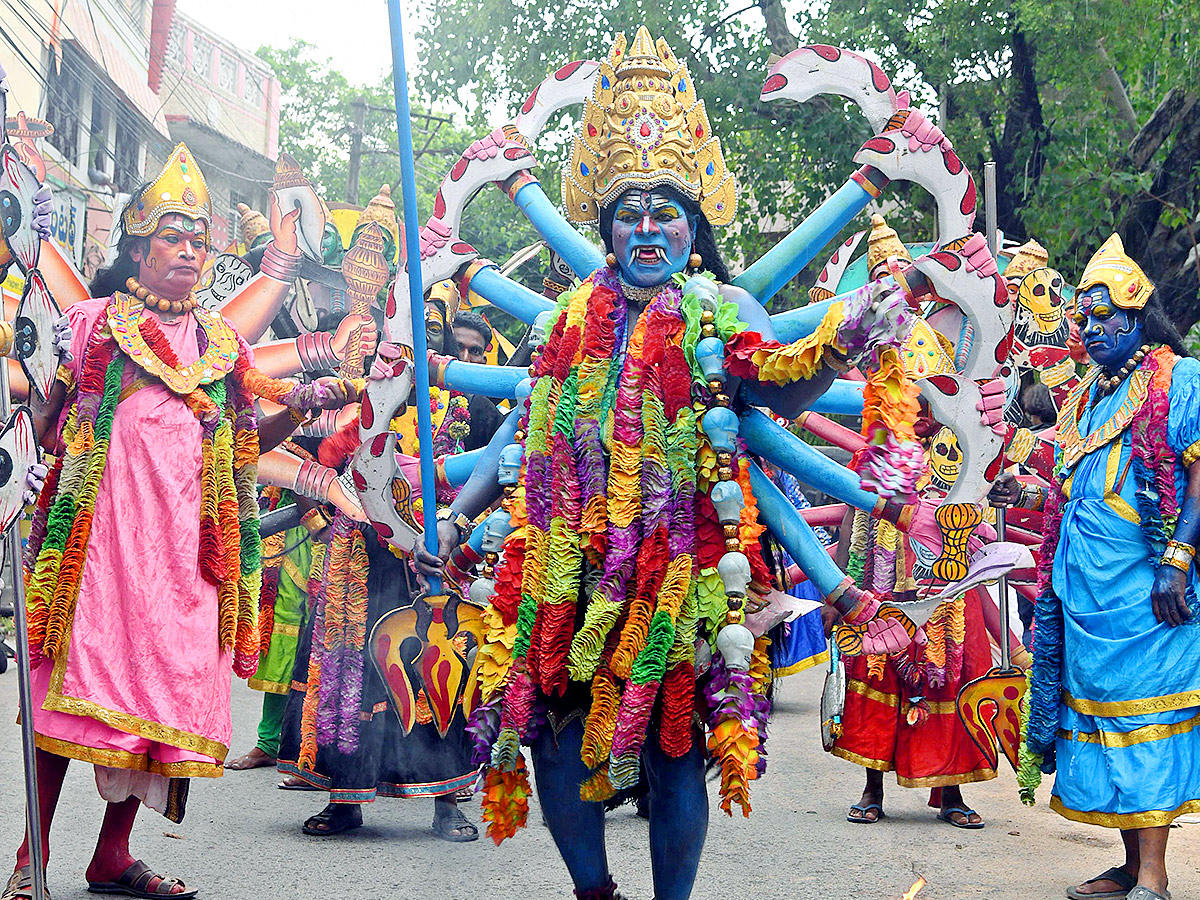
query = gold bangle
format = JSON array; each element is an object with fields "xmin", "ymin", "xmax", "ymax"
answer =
[
  {"xmin": 1161, "ymin": 551, "xmax": 1192, "ymax": 573},
  {"xmin": 0, "ymin": 320, "xmax": 14, "ymax": 357},
  {"xmin": 300, "ymin": 508, "xmax": 329, "ymax": 535},
  {"xmin": 1166, "ymin": 539, "xmax": 1196, "ymax": 557}
]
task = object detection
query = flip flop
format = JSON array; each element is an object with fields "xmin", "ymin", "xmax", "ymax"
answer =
[
  {"xmin": 277, "ymin": 777, "xmax": 318, "ymax": 791},
  {"xmin": 3, "ymin": 866, "xmax": 50, "ymax": 900},
  {"xmin": 1065, "ymin": 866, "xmax": 1136, "ymax": 900},
  {"xmin": 432, "ymin": 806, "xmax": 479, "ymax": 842},
  {"xmin": 937, "ymin": 806, "xmax": 984, "ymax": 829},
  {"xmin": 1125, "ymin": 888, "xmax": 1170, "ymax": 900},
  {"xmin": 302, "ymin": 805, "xmax": 363, "ymax": 836},
  {"xmin": 847, "ymin": 802, "xmax": 884, "ymax": 824},
  {"xmin": 87, "ymin": 860, "xmax": 196, "ymax": 898}
]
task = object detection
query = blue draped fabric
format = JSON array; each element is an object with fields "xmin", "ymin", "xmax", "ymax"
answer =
[
  {"xmin": 768, "ymin": 468, "xmax": 831, "ymax": 677},
  {"xmin": 1049, "ymin": 356, "xmax": 1200, "ymax": 828}
]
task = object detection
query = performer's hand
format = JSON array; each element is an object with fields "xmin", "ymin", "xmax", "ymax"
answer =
[
  {"xmin": 1152, "ymin": 564, "xmax": 1192, "ymax": 627},
  {"xmin": 368, "ymin": 343, "xmax": 406, "ymax": 380},
  {"xmin": 988, "ymin": 472, "xmax": 1022, "ymax": 508},
  {"xmin": 413, "ymin": 519, "xmax": 459, "ymax": 578},
  {"xmin": 960, "ymin": 233, "xmax": 999, "ymax": 279},
  {"xmin": 51, "ymin": 314, "xmax": 73, "ymax": 363},
  {"xmin": 327, "ymin": 477, "xmax": 367, "ymax": 522},
  {"xmin": 267, "ymin": 191, "xmax": 301, "ymax": 256},
  {"xmin": 331, "ymin": 315, "xmax": 378, "ymax": 363},
  {"xmin": 312, "ymin": 376, "xmax": 359, "ymax": 408},
  {"xmin": 24, "ymin": 462, "xmax": 47, "ymax": 505},
  {"xmin": 899, "ymin": 109, "xmax": 953, "ymax": 154},
  {"xmin": 976, "ymin": 377, "xmax": 1008, "ymax": 434},
  {"xmin": 32, "ymin": 183, "xmax": 53, "ymax": 243}
]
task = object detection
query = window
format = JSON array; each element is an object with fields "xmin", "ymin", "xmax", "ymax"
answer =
[
  {"xmin": 113, "ymin": 107, "xmax": 142, "ymax": 193},
  {"xmin": 89, "ymin": 93, "xmax": 112, "ymax": 176},
  {"xmin": 45, "ymin": 57, "xmax": 82, "ymax": 165}
]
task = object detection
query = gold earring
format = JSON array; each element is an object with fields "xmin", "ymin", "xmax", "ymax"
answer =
[
  {"xmin": 689, "ymin": 252, "xmax": 703, "ymax": 270},
  {"xmin": 605, "ymin": 252, "xmax": 617, "ymax": 268}
]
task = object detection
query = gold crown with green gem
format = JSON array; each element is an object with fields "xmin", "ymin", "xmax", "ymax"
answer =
[{"xmin": 123, "ymin": 143, "xmax": 211, "ymax": 237}]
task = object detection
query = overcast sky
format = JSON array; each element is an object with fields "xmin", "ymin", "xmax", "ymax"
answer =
[{"xmin": 177, "ymin": 0, "xmax": 417, "ymax": 87}]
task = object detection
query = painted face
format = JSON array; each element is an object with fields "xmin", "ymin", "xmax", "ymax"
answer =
[
  {"xmin": 453, "ymin": 325, "xmax": 487, "ymax": 363},
  {"xmin": 424, "ymin": 300, "xmax": 446, "ymax": 354},
  {"xmin": 131, "ymin": 213, "xmax": 209, "ymax": 300},
  {"xmin": 609, "ymin": 189, "xmax": 695, "ymax": 288},
  {"xmin": 1074, "ymin": 285, "xmax": 1142, "ymax": 372}
]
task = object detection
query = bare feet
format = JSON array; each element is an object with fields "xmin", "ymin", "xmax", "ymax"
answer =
[{"xmin": 225, "ymin": 747, "xmax": 276, "ymax": 770}]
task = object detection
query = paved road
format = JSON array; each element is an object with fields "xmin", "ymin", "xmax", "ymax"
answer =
[{"xmin": 3, "ymin": 665, "xmax": 1199, "ymax": 900}]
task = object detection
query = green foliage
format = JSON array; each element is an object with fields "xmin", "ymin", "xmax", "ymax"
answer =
[
  {"xmin": 255, "ymin": 39, "xmax": 539, "ymax": 270},
  {"xmin": 411, "ymin": 0, "xmax": 1200, "ymax": 320}
]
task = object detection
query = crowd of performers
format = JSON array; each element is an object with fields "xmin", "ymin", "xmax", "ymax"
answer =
[{"xmin": 2, "ymin": 25, "xmax": 1199, "ymax": 900}]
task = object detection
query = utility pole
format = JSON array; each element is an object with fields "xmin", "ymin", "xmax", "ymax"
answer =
[{"xmin": 347, "ymin": 99, "xmax": 366, "ymax": 205}]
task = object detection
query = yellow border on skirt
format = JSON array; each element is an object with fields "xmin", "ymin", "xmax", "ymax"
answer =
[
  {"xmin": 1050, "ymin": 796, "xmax": 1200, "ymax": 829},
  {"xmin": 35, "ymin": 733, "xmax": 223, "ymax": 778}
]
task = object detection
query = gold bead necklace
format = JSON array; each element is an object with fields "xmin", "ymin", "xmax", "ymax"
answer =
[{"xmin": 125, "ymin": 277, "xmax": 198, "ymax": 315}]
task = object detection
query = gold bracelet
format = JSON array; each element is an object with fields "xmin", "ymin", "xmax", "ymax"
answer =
[
  {"xmin": 1166, "ymin": 539, "xmax": 1196, "ymax": 557},
  {"xmin": 0, "ymin": 320, "xmax": 14, "ymax": 357},
  {"xmin": 300, "ymin": 508, "xmax": 329, "ymax": 535},
  {"xmin": 1160, "ymin": 543, "xmax": 1194, "ymax": 572}
]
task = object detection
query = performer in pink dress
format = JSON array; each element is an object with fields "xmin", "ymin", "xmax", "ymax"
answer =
[{"xmin": 5, "ymin": 144, "xmax": 355, "ymax": 900}]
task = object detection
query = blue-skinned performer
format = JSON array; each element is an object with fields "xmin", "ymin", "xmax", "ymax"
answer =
[
  {"xmin": 992, "ymin": 234, "xmax": 1200, "ymax": 900},
  {"xmin": 414, "ymin": 28, "xmax": 920, "ymax": 900}
]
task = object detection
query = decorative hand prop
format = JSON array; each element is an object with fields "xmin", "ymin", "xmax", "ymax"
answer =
[
  {"xmin": 332, "ymin": 313, "xmax": 378, "ymax": 363},
  {"xmin": 899, "ymin": 108, "xmax": 952, "ymax": 154},
  {"xmin": 268, "ymin": 188, "xmax": 301, "ymax": 257},
  {"xmin": 31, "ymin": 183, "xmax": 52, "ymax": 243},
  {"xmin": 51, "ymin": 314, "xmax": 72, "ymax": 363},
  {"xmin": 975, "ymin": 377, "xmax": 1007, "ymax": 435},
  {"xmin": 24, "ymin": 461, "xmax": 47, "ymax": 505}
]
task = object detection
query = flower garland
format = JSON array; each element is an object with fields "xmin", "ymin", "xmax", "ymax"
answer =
[
  {"xmin": 25, "ymin": 296, "xmax": 346, "ymax": 678},
  {"xmin": 1023, "ymin": 346, "xmax": 1180, "ymax": 777},
  {"xmin": 472, "ymin": 267, "xmax": 778, "ymax": 838}
]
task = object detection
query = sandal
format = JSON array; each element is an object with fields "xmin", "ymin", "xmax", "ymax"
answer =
[
  {"xmin": 3, "ymin": 867, "xmax": 50, "ymax": 900},
  {"xmin": 1125, "ymin": 889, "xmax": 1170, "ymax": 900},
  {"xmin": 847, "ymin": 802, "xmax": 884, "ymax": 824},
  {"xmin": 302, "ymin": 804, "xmax": 362, "ymax": 836},
  {"xmin": 87, "ymin": 860, "xmax": 195, "ymax": 898},
  {"xmin": 431, "ymin": 805, "xmax": 479, "ymax": 842},
  {"xmin": 937, "ymin": 805, "xmax": 985, "ymax": 829},
  {"xmin": 1066, "ymin": 867, "xmax": 1137, "ymax": 900},
  {"xmin": 277, "ymin": 775, "xmax": 318, "ymax": 791}
]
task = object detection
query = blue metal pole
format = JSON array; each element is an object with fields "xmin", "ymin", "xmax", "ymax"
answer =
[
  {"xmin": 510, "ymin": 181, "xmax": 606, "ymax": 280},
  {"xmin": 386, "ymin": 0, "xmax": 440, "ymax": 582},
  {"xmin": 732, "ymin": 177, "xmax": 875, "ymax": 306}
]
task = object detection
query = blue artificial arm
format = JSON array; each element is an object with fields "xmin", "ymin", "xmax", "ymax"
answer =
[
  {"xmin": 448, "ymin": 405, "xmax": 520, "ymax": 520},
  {"xmin": 510, "ymin": 180, "xmax": 606, "ymax": 281},
  {"xmin": 466, "ymin": 265, "xmax": 554, "ymax": 324}
]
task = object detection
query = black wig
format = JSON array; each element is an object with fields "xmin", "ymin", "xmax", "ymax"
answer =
[{"xmin": 89, "ymin": 183, "xmax": 151, "ymax": 298}]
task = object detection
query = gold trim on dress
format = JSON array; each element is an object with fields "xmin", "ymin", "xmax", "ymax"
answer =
[
  {"xmin": 772, "ymin": 649, "xmax": 829, "ymax": 678},
  {"xmin": 847, "ymin": 677, "xmax": 899, "ymax": 708},
  {"xmin": 44, "ymin": 609, "xmax": 230, "ymax": 761},
  {"xmin": 1057, "ymin": 707, "xmax": 1200, "ymax": 749},
  {"xmin": 1050, "ymin": 796, "xmax": 1200, "ymax": 829},
  {"xmin": 1103, "ymin": 442, "xmax": 1140, "ymax": 524},
  {"xmin": 108, "ymin": 293, "xmax": 239, "ymax": 395},
  {"xmin": 895, "ymin": 766, "xmax": 996, "ymax": 789},
  {"xmin": 34, "ymin": 733, "xmax": 224, "ymax": 777},
  {"xmin": 830, "ymin": 745, "xmax": 895, "ymax": 773},
  {"xmin": 1057, "ymin": 367, "xmax": 1150, "ymax": 470},
  {"xmin": 247, "ymin": 677, "xmax": 290, "ymax": 695},
  {"xmin": 1064, "ymin": 689, "xmax": 1200, "ymax": 717}
]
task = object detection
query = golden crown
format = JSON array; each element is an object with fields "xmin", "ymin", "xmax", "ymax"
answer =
[
  {"xmin": 1004, "ymin": 238, "xmax": 1049, "ymax": 281},
  {"xmin": 123, "ymin": 143, "xmax": 211, "ymax": 237},
  {"xmin": 1078, "ymin": 233, "xmax": 1154, "ymax": 310},
  {"xmin": 866, "ymin": 214, "xmax": 911, "ymax": 275},
  {"xmin": 563, "ymin": 27, "xmax": 736, "ymax": 226}
]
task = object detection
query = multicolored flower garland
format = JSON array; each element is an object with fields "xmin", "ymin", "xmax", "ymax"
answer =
[
  {"xmin": 25, "ymin": 294, "xmax": 350, "ymax": 680},
  {"xmin": 470, "ymin": 267, "xmax": 787, "ymax": 842}
]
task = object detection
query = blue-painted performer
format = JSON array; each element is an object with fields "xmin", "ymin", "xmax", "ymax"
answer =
[{"xmin": 994, "ymin": 234, "xmax": 1200, "ymax": 900}]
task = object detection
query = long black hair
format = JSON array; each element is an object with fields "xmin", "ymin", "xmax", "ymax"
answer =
[
  {"xmin": 1140, "ymin": 293, "xmax": 1192, "ymax": 358},
  {"xmin": 598, "ymin": 185, "xmax": 731, "ymax": 283},
  {"xmin": 89, "ymin": 184, "xmax": 150, "ymax": 298}
]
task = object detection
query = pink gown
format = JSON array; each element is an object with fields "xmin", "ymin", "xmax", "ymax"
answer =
[{"xmin": 30, "ymin": 297, "xmax": 239, "ymax": 781}]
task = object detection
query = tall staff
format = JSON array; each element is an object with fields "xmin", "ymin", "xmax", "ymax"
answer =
[{"xmin": 386, "ymin": 0, "xmax": 441, "ymax": 591}]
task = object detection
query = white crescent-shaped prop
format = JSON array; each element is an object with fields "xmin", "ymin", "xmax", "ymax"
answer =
[
  {"xmin": 812, "ymin": 230, "xmax": 866, "ymax": 297},
  {"xmin": 0, "ymin": 143, "xmax": 42, "ymax": 273},
  {"xmin": 15, "ymin": 270, "xmax": 63, "ymax": 403},
  {"xmin": 919, "ymin": 373, "xmax": 1005, "ymax": 505},
  {"xmin": 272, "ymin": 153, "xmax": 327, "ymax": 262},
  {"xmin": 760, "ymin": 45, "xmax": 902, "ymax": 133},
  {"xmin": 0, "ymin": 407, "xmax": 37, "ymax": 539},
  {"xmin": 853, "ymin": 121, "xmax": 977, "ymax": 247},
  {"xmin": 513, "ymin": 60, "xmax": 601, "ymax": 142},
  {"xmin": 350, "ymin": 360, "xmax": 418, "ymax": 553}
]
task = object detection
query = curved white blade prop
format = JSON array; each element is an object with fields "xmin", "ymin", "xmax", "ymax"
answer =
[
  {"xmin": 0, "ymin": 407, "xmax": 37, "ymax": 538},
  {"xmin": 760, "ymin": 45, "xmax": 902, "ymax": 133},
  {"xmin": 15, "ymin": 270, "xmax": 62, "ymax": 403},
  {"xmin": 514, "ymin": 61, "xmax": 600, "ymax": 142},
  {"xmin": 0, "ymin": 144, "xmax": 41, "ymax": 273}
]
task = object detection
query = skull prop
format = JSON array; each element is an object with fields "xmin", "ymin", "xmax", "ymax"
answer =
[
  {"xmin": 1011, "ymin": 267, "xmax": 1070, "ymax": 369},
  {"xmin": 716, "ymin": 622, "xmax": 755, "ymax": 672},
  {"xmin": 927, "ymin": 425, "xmax": 961, "ymax": 492}
]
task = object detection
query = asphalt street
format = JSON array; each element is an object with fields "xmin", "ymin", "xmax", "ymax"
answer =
[{"xmin": 2, "ymin": 664, "xmax": 1198, "ymax": 900}]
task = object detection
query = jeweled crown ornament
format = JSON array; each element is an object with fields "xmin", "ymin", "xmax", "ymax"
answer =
[
  {"xmin": 1003, "ymin": 238, "xmax": 1048, "ymax": 281},
  {"xmin": 564, "ymin": 26, "xmax": 736, "ymax": 226},
  {"xmin": 866, "ymin": 214, "xmax": 910, "ymax": 275},
  {"xmin": 356, "ymin": 184, "xmax": 401, "ymax": 252},
  {"xmin": 123, "ymin": 142, "xmax": 211, "ymax": 236},
  {"xmin": 1078, "ymin": 233, "xmax": 1154, "ymax": 310}
]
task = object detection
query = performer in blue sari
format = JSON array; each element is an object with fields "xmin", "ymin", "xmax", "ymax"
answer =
[{"xmin": 993, "ymin": 234, "xmax": 1200, "ymax": 900}]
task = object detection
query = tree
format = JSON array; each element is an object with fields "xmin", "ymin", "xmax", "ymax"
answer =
[
  {"xmin": 414, "ymin": 0, "xmax": 1200, "ymax": 324},
  {"xmin": 255, "ymin": 39, "xmax": 539, "ymax": 273}
]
